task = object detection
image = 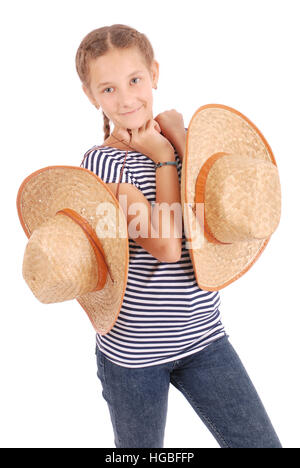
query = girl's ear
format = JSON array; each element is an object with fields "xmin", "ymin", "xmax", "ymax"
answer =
[
  {"xmin": 82, "ymin": 84, "xmax": 98, "ymax": 109},
  {"xmin": 151, "ymin": 59, "xmax": 159, "ymax": 87}
]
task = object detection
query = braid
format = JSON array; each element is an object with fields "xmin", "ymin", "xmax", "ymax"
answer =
[{"xmin": 103, "ymin": 111, "xmax": 111, "ymax": 140}]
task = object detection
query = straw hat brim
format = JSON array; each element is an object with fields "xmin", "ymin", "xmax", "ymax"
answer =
[
  {"xmin": 181, "ymin": 104, "xmax": 278, "ymax": 291},
  {"xmin": 17, "ymin": 166, "xmax": 129, "ymax": 334}
]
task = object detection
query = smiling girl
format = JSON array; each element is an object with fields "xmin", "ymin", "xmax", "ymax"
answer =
[{"xmin": 75, "ymin": 24, "xmax": 282, "ymax": 448}]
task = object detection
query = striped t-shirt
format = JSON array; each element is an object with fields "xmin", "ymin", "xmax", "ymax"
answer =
[{"xmin": 81, "ymin": 143, "xmax": 226, "ymax": 368}]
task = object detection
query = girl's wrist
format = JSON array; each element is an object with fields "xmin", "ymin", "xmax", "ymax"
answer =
[
  {"xmin": 155, "ymin": 148, "xmax": 175, "ymax": 163},
  {"xmin": 155, "ymin": 160, "xmax": 178, "ymax": 170},
  {"xmin": 170, "ymin": 127, "xmax": 186, "ymax": 161}
]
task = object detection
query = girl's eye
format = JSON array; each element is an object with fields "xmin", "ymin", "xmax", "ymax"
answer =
[{"xmin": 103, "ymin": 77, "xmax": 140, "ymax": 93}]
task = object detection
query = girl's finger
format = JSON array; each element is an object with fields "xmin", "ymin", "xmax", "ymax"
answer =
[
  {"xmin": 130, "ymin": 127, "xmax": 138, "ymax": 138},
  {"xmin": 145, "ymin": 119, "xmax": 153, "ymax": 131},
  {"xmin": 145, "ymin": 119, "xmax": 156, "ymax": 134},
  {"xmin": 138, "ymin": 122, "xmax": 147, "ymax": 134},
  {"xmin": 151, "ymin": 120, "xmax": 161, "ymax": 134},
  {"xmin": 129, "ymin": 127, "xmax": 139, "ymax": 145},
  {"xmin": 115, "ymin": 128, "xmax": 130, "ymax": 142},
  {"xmin": 154, "ymin": 120, "xmax": 161, "ymax": 133}
]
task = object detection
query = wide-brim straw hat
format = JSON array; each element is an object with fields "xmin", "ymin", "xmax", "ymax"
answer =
[
  {"xmin": 16, "ymin": 166, "xmax": 129, "ymax": 335},
  {"xmin": 181, "ymin": 104, "xmax": 281, "ymax": 291}
]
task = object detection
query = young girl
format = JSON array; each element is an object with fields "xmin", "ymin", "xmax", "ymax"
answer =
[{"xmin": 75, "ymin": 24, "xmax": 282, "ymax": 448}]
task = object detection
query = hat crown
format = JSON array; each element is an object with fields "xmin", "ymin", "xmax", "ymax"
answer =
[
  {"xmin": 201, "ymin": 154, "xmax": 281, "ymax": 243},
  {"xmin": 22, "ymin": 214, "xmax": 100, "ymax": 303}
]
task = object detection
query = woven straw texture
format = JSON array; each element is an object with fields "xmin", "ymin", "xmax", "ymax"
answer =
[
  {"xmin": 17, "ymin": 166, "xmax": 128, "ymax": 334},
  {"xmin": 204, "ymin": 154, "xmax": 281, "ymax": 242},
  {"xmin": 181, "ymin": 104, "xmax": 280, "ymax": 291}
]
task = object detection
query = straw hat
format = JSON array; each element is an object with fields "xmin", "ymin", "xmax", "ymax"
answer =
[
  {"xmin": 16, "ymin": 165, "xmax": 129, "ymax": 335},
  {"xmin": 181, "ymin": 104, "xmax": 281, "ymax": 291}
]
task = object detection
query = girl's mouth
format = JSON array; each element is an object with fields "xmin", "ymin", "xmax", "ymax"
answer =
[{"xmin": 121, "ymin": 105, "xmax": 143, "ymax": 115}]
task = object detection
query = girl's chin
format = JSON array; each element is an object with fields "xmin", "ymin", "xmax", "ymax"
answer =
[
  {"xmin": 115, "ymin": 112, "xmax": 151, "ymax": 130},
  {"xmin": 126, "ymin": 118, "xmax": 151, "ymax": 130}
]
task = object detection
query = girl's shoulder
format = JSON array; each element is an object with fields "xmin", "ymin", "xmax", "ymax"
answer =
[
  {"xmin": 80, "ymin": 144, "xmax": 138, "ymax": 186},
  {"xmin": 80, "ymin": 144, "xmax": 126, "ymax": 168}
]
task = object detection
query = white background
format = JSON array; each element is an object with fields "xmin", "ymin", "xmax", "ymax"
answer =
[{"xmin": 1, "ymin": 0, "xmax": 299, "ymax": 448}]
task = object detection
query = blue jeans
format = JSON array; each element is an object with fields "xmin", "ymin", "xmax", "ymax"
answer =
[{"xmin": 95, "ymin": 335, "xmax": 282, "ymax": 448}]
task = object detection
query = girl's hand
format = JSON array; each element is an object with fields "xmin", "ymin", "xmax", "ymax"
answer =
[
  {"xmin": 154, "ymin": 109, "xmax": 185, "ymax": 147},
  {"xmin": 114, "ymin": 119, "xmax": 175, "ymax": 163}
]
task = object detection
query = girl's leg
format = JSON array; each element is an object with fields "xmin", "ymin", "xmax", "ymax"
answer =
[
  {"xmin": 170, "ymin": 335, "xmax": 282, "ymax": 448},
  {"xmin": 95, "ymin": 346, "xmax": 171, "ymax": 448}
]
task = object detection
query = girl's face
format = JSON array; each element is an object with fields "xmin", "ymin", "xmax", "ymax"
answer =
[{"xmin": 83, "ymin": 47, "xmax": 159, "ymax": 130}]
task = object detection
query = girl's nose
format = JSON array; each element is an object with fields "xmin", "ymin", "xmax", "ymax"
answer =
[{"xmin": 118, "ymin": 89, "xmax": 137, "ymax": 108}]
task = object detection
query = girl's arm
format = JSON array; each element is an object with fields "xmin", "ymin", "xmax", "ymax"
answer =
[
  {"xmin": 171, "ymin": 127, "xmax": 187, "ymax": 162},
  {"xmin": 154, "ymin": 108, "xmax": 187, "ymax": 162},
  {"xmin": 153, "ymin": 148, "xmax": 182, "ymax": 262}
]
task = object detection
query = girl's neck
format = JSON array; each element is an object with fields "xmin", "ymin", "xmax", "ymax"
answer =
[{"xmin": 103, "ymin": 133, "xmax": 131, "ymax": 151}]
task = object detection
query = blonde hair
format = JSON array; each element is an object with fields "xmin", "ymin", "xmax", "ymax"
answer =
[{"xmin": 75, "ymin": 24, "xmax": 155, "ymax": 140}]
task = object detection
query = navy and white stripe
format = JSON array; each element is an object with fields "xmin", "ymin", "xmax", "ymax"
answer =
[{"xmin": 81, "ymin": 144, "xmax": 226, "ymax": 368}]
